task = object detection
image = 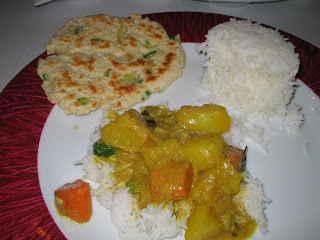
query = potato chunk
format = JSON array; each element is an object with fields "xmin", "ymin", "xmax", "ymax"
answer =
[
  {"xmin": 192, "ymin": 159, "xmax": 243, "ymax": 205},
  {"xmin": 181, "ymin": 134, "xmax": 227, "ymax": 172},
  {"xmin": 185, "ymin": 204, "xmax": 223, "ymax": 240},
  {"xmin": 100, "ymin": 109, "xmax": 152, "ymax": 153},
  {"xmin": 141, "ymin": 138, "xmax": 182, "ymax": 170},
  {"xmin": 177, "ymin": 104, "xmax": 231, "ymax": 134}
]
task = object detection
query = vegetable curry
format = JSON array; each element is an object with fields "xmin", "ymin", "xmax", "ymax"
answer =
[{"xmin": 94, "ymin": 104, "xmax": 257, "ymax": 239}]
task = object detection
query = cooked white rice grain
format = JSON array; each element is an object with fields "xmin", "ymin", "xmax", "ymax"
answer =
[
  {"xmin": 223, "ymin": 114, "xmax": 271, "ymax": 152},
  {"xmin": 235, "ymin": 172, "xmax": 271, "ymax": 235},
  {"xmin": 82, "ymin": 108, "xmax": 270, "ymax": 239},
  {"xmin": 197, "ymin": 19, "xmax": 302, "ymax": 132},
  {"xmin": 282, "ymin": 103, "xmax": 304, "ymax": 132}
]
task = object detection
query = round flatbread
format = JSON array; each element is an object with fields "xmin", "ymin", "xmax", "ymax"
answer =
[{"xmin": 37, "ymin": 14, "xmax": 185, "ymax": 115}]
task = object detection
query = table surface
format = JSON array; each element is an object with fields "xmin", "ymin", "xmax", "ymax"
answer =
[{"xmin": 0, "ymin": 0, "xmax": 319, "ymax": 93}]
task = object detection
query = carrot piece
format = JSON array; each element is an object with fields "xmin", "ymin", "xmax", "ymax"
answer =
[
  {"xmin": 54, "ymin": 179, "xmax": 92, "ymax": 223},
  {"xmin": 227, "ymin": 146, "xmax": 246, "ymax": 172},
  {"xmin": 150, "ymin": 161, "xmax": 193, "ymax": 201}
]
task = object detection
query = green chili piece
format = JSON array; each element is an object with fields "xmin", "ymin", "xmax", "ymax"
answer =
[
  {"xmin": 141, "ymin": 90, "xmax": 152, "ymax": 101},
  {"xmin": 145, "ymin": 39, "xmax": 156, "ymax": 48},
  {"xmin": 42, "ymin": 74, "xmax": 47, "ymax": 81},
  {"xmin": 143, "ymin": 50, "xmax": 157, "ymax": 58},
  {"xmin": 93, "ymin": 139, "xmax": 117, "ymax": 158},
  {"xmin": 73, "ymin": 28, "xmax": 81, "ymax": 35},
  {"xmin": 145, "ymin": 39, "xmax": 151, "ymax": 48},
  {"xmin": 91, "ymin": 37, "xmax": 101, "ymax": 42},
  {"xmin": 126, "ymin": 179, "xmax": 140, "ymax": 194},
  {"xmin": 77, "ymin": 97, "xmax": 88, "ymax": 105},
  {"xmin": 126, "ymin": 177, "xmax": 147, "ymax": 194},
  {"xmin": 121, "ymin": 73, "xmax": 140, "ymax": 84}
]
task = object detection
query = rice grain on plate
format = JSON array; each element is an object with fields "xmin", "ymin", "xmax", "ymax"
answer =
[
  {"xmin": 196, "ymin": 19, "xmax": 302, "ymax": 130},
  {"xmin": 82, "ymin": 111, "xmax": 190, "ymax": 240},
  {"xmin": 82, "ymin": 108, "xmax": 270, "ymax": 239},
  {"xmin": 235, "ymin": 173, "xmax": 272, "ymax": 236}
]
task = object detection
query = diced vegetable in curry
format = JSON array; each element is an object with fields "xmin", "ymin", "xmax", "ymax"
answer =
[
  {"xmin": 94, "ymin": 104, "xmax": 256, "ymax": 239},
  {"xmin": 54, "ymin": 179, "xmax": 92, "ymax": 224}
]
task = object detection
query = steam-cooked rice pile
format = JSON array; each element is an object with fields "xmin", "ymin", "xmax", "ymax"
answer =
[
  {"xmin": 83, "ymin": 110, "xmax": 270, "ymax": 240},
  {"xmin": 196, "ymin": 19, "xmax": 303, "ymax": 133},
  {"xmin": 83, "ymin": 113, "xmax": 189, "ymax": 239}
]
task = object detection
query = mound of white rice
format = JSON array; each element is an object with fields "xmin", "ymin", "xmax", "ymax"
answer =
[
  {"xmin": 81, "ymin": 109, "xmax": 270, "ymax": 239},
  {"xmin": 196, "ymin": 19, "xmax": 303, "ymax": 131},
  {"xmin": 223, "ymin": 114, "xmax": 271, "ymax": 152},
  {"xmin": 82, "ymin": 111, "xmax": 189, "ymax": 240},
  {"xmin": 235, "ymin": 172, "xmax": 271, "ymax": 236}
]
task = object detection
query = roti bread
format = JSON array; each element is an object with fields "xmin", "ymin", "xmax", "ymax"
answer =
[{"xmin": 37, "ymin": 14, "xmax": 185, "ymax": 115}]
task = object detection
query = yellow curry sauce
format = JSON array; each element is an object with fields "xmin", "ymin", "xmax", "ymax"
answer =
[{"xmin": 94, "ymin": 104, "xmax": 257, "ymax": 240}]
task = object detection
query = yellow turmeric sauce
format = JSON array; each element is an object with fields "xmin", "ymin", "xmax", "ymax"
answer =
[{"xmin": 96, "ymin": 104, "xmax": 257, "ymax": 240}]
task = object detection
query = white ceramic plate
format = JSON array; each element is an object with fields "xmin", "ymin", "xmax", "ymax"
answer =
[
  {"xmin": 38, "ymin": 43, "xmax": 320, "ymax": 240},
  {"xmin": 204, "ymin": 0, "xmax": 280, "ymax": 2},
  {"xmin": 203, "ymin": 0, "xmax": 281, "ymax": 8}
]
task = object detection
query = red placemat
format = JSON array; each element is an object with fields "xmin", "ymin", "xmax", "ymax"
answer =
[{"xmin": 0, "ymin": 12, "xmax": 319, "ymax": 240}]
